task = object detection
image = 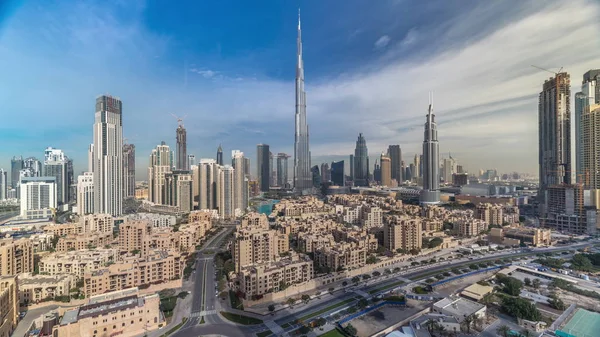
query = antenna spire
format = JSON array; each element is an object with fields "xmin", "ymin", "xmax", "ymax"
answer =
[{"xmin": 298, "ymin": 8, "xmax": 301, "ymax": 29}]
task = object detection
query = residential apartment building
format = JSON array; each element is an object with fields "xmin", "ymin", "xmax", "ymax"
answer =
[
  {"xmin": 0, "ymin": 276, "xmax": 18, "ymax": 337},
  {"xmin": 232, "ymin": 226, "xmax": 289, "ymax": 272},
  {"xmin": 56, "ymin": 232, "xmax": 113, "ymax": 252},
  {"xmin": 53, "ymin": 288, "xmax": 162, "ymax": 337},
  {"xmin": 234, "ymin": 253, "xmax": 313, "ymax": 298},
  {"xmin": 456, "ymin": 219, "xmax": 488, "ymax": 237},
  {"xmin": 17, "ymin": 273, "xmax": 75, "ymax": 304},
  {"xmin": 43, "ymin": 223, "xmax": 79, "ymax": 237},
  {"xmin": 383, "ymin": 216, "xmax": 422, "ymax": 252},
  {"xmin": 76, "ymin": 172, "xmax": 94, "ymax": 215},
  {"xmin": 0, "ymin": 238, "xmax": 34, "ymax": 276},
  {"xmin": 39, "ymin": 249, "xmax": 117, "ymax": 280},
  {"xmin": 20, "ymin": 176, "xmax": 57, "ymax": 219},
  {"xmin": 314, "ymin": 243, "xmax": 366, "ymax": 271},
  {"xmin": 80, "ymin": 213, "xmax": 114, "ymax": 233},
  {"xmin": 84, "ymin": 250, "xmax": 183, "ymax": 297},
  {"xmin": 474, "ymin": 203, "xmax": 503, "ymax": 225},
  {"xmin": 541, "ymin": 184, "xmax": 597, "ymax": 235},
  {"xmin": 118, "ymin": 221, "xmax": 151, "ymax": 253}
]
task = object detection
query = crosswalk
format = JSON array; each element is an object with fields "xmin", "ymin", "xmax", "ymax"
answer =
[{"xmin": 189, "ymin": 310, "xmax": 217, "ymax": 318}]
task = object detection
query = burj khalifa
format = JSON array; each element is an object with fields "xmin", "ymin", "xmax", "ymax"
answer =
[
  {"xmin": 293, "ymin": 10, "xmax": 312, "ymax": 192},
  {"xmin": 420, "ymin": 95, "xmax": 440, "ymax": 204}
]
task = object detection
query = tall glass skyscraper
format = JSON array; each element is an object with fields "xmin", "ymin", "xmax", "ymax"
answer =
[
  {"xmin": 293, "ymin": 11, "xmax": 312, "ymax": 192},
  {"xmin": 331, "ymin": 160, "xmax": 345, "ymax": 187},
  {"xmin": 420, "ymin": 97, "xmax": 440, "ymax": 204},
  {"xmin": 93, "ymin": 95, "xmax": 123, "ymax": 216},
  {"xmin": 353, "ymin": 133, "xmax": 369, "ymax": 187},
  {"xmin": 257, "ymin": 144, "xmax": 270, "ymax": 192}
]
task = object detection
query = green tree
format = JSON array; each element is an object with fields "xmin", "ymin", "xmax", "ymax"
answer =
[
  {"xmin": 547, "ymin": 293, "xmax": 566, "ymax": 310},
  {"xmin": 357, "ymin": 298, "xmax": 368, "ymax": 309},
  {"xmin": 501, "ymin": 297, "xmax": 542, "ymax": 321},
  {"xmin": 345, "ymin": 324, "xmax": 357, "ymax": 336},
  {"xmin": 342, "ymin": 281, "xmax": 348, "ymax": 286},
  {"xmin": 268, "ymin": 304, "xmax": 275, "ymax": 312},
  {"xmin": 286, "ymin": 298, "xmax": 295, "ymax": 306},
  {"xmin": 328, "ymin": 287, "xmax": 335, "ymax": 294},
  {"xmin": 524, "ymin": 277, "xmax": 531, "ymax": 286},
  {"xmin": 571, "ymin": 254, "xmax": 594, "ymax": 271},
  {"xmin": 366, "ymin": 254, "xmax": 378, "ymax": 264},
  {"xmin": 496, "ymin": 325, "xmax": 510, "ymax": 337},
  {"xmin": 461, "ymin": 314, "xmax": 475, "ymax": 333},
  {"xmin": 520, "ymin": 329, "xmax": 533, "ymax": 337},
  {"xmin": 532, "ymin": 278, "xmax": 541, "ymax": 289},
  {"xmin": 301, "ymin": 294, "xmax": 310, "ymax": 303}
]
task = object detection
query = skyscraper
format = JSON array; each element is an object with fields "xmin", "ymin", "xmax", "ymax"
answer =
[
  {"xmin": 413, "ymin": 154, "xmax": 421, "ymax": 182},
  {"xmin": 93, "ymin": 95, "xmax": 123, "ymax": 216},
  {"xmin": 10, "ymin": 156, "xmax": 23, "ymax": 189},
  {"xmin": 380, "ymin": 154, "xmax": 391, "ymax": 187},
  {"xmin": 165, "ymin": 170, "xmax": 192, "ymax": 212},
  {"xmin": 187, "ymin": 154, "xmax": 196, "ymax": 170},
  {"xmin": 353, "ymin": 133, "xmax": 369, "ymax": 187},
  {"xmin": 349, "ymin": 155, "xmax": 354, "ymax": 181},
  {"xmin": 175, "ymin": 122, "xmax": 187, "ymax": 170},
  {"xmin": 232, "ymin": 150, "xmax": 249, "ymax": 215},
  {"xmin": 198, "ymin": 159, "xmax": 219, "ymax": 210},
  {"xmin": 20, "ymin": 177, "xmax": 56, "ymax": 219},
  {"xmin": 576, "ymin": 69, "xmax": 600, "ymax": 186},
  {"xmin": 276, "ymin": 153, "xmax": 290, "ymax": 187},
  {"xmin": 538, "ymin": 72, "xmax": 571, "ymax": 203},
  {"xmin": 24, "ymin": 157, "xmax": 42, "ymax": 177},
  {"xmin": 420, "ymin": 97, "xmax": 440, "ymax": 204},
  {"xmin": 148, "ymin": 142, "xmax": 173, "ymax": 205},
  {"xmin": 44, "ymin": 147, "xmax": 72, "ymax": 205},
  {"xmin": 320, "ymin": 163, "xmax": 330, "ymax": 183},
  {"xmin": 387, "ymin": 145, "xmax": 403, "ymax": 183},
  {"xmin": 311, "ymin": 165, "xmax": 321, "ymax": 187},
  {"xmin": 76, "ymin": 172, "xmax": 94, "ymax": 215},
  {"xmin": 217, "ymin": 165, "xmax": 235, "ymax": 218},
  {"xmin": 293, "ymin": 11, "xmax": 312, "ymax": 192},
  {"xmin": 216, "ymin": 144, "xmax": 223, "ymax": 166},
  {"xmin": 123, "ymin": 143, "xmax": 135, "ymax": 198},
  {"xmin": 256, "ymin": 144, "xmax": 270, "ymax": 192},
  {"xmin": 330, "ymin": 160, "xmax": 345, "ymax": 187},
  {"xmin": 0, "ymin": 169, "xmax": 7, "ymax": 200}
]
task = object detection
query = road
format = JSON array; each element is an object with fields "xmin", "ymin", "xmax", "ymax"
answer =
[
  {"xmin": 173, "ymin": 226, "xmax": 244, "ymax": 336},
  {"xmin": 0, "ymin": 211, "xmax": 18, "ymax": 224},
  {"xmin": 171, "ymin": 235, "xmax": 593, "ymax": 337}
]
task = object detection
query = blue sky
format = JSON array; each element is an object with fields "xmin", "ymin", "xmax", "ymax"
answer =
[{"xmin": 0, "ymin": 0, "xmax": 599, "ymax": 178}]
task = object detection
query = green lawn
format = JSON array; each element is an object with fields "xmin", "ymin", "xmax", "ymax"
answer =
[
  {"xmin": 368, "ymin": 280, "xmax": 405, "ymax": 294},
  {"xmin": 229, "ymin": 290, "xmax": 244, "ymax": 310},
  {"xmin": 281, "ymin": 323, "xmax": 291, "ymax": 329},
  {"xmin": 220, "ymin": 311, "xmax": 263, "ymax": 325},
  {"xmin": 318, "ymin": 329, "xmax": 347, "ymax": 337},
  {"xmin": 297, "ymin": 297, "xmax": 357, "ymax": 322},
  {"xmin": 256, "ymin": 330, "xmax": 273, "ymax": 337},
  {"xmin": 159, "ymin": 317, "xmax": 187, "ymax": 337}
]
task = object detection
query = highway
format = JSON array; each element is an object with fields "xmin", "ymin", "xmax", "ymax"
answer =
[{"xmin": 0, "ymin": 211, "xmax": 18, "ymax": 224}]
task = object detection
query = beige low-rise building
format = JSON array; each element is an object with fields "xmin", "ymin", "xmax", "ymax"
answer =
[
  {"xmin": 489, "ymin": 227, "xmax": 551, "ymax": 247},
  {"xmin": 53, "ymin": 288, "xmax": 163, "ymax": 337},
  {"xmin": 0, "ymin": 238, "xmax": 34, "ymax": 276},
  {"xmin": 0, "ymin": 275, "xmax": 18, "ymax": 337},
  {"xmin": 79, "ymin": 214, "xmax": 114, "ymax": 233},
  {"xmin": 297, "ymin": 233, "xmax": 335, "ymax": 253},
  {"xmin": 56, "ymin": 232, "xmax": 113, "ymax": 252},
  {"xmin": 17, "ymin": 273, "xmax": 76, "ymax": 304},
  {"xmin": 119, "ymin": 221, "xmax": 152, "ymax": 253},
  {"xmin": 314, "ymin": 243, "xmax": 366, "ymax": 271},
  {"xmin": 44, "ymin": 223, "xmax": 79, "ymax": 237},
  {"xmin": 383, "ymin": 215, "xmax": 422, "ymax": 252},
  {"xmin": 84, "ymin": 250, "xmax": 183, "ymax": 297},
  {"xmin": 422, "ymin": 218, "xmax": 443, "ymax": 232},
  {"xmin": 234, "ymin": 252, "xmax": 314, "ymax": 298},
  {"xmin": 39, "ymin": 249, "xmax": 117, "ymax": 280},
  {"xmin": 232, "ymin": 220, "xmax": 289, "ymax": 272},
  {"xmin": 189, "ymin": 210, "xmax": 212, "ymax": 223},
  {"xmin": 456, "ymin": 219, "xmax": 488, "ymax": 237},
  {"xmin": 475, "ymin": 203, "xmax": 504, "ymax": 225},
  {"xmin": 28, "ymin": 233, "xmax": 55, "ymax": 252}
]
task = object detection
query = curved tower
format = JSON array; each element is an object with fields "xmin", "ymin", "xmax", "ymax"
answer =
[
  {"xmin": 420, "ymin": 95, "xmax": 440, "ymax": 204},
  {"xmin": 293, "ymin": 10, "xmax": 312, "ymax": 192}
]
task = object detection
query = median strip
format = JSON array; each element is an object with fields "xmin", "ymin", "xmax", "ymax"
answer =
[
  {"xmin": 368, "ymin": 280, "xmax": 405, "ymax": 294},
  {"xmin": 220, "ymin": 311, "xmax": 263, "ymax": 325},
  {"xmin": 297, "ymin": 297, "xmax": 357, "ymax": 322}
]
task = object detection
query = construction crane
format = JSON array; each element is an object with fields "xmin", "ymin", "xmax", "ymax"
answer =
[
  {"xmin": 531, "ymin": 65, "xmax": 564, "ymax": 76},
  {"xmin": 171, "ymin": 113, "xmax": 187, "ymax": 127}
]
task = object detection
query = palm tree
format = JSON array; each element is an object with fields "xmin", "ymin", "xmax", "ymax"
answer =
[
  {"xmin": 496, "ymin": 324, "xmax": 510, "ymax": 337},
  {"xmin": 481, "ymin": 293, "xmax": 495, "ymax": 305},
  {"xmin": 461, "ymin": 314, "xmax": 474, "ymax": 333}
]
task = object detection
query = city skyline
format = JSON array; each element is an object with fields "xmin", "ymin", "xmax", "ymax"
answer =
[{"xmin": 1, "ymin": 0, "xmax": 600, "ymax": 177}]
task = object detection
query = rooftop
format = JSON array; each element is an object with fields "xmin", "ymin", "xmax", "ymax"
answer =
[
  {"xmin": 433, "ymin": 296, "xmax": 485, "ymax": 318},
  {"xmin": 18, "ymin": 273, "xmax": 73, "ymax": 285}
]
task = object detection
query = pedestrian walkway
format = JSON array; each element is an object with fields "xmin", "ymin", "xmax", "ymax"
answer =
[
  {"xmin": 190, "ymin": 310, "xmax": 217, "ymax": 317},
  {"xmin": 264, "ymin": 320, "xmax": 285, "ymax": 335},
  {"xmin": 354, "ymin": 289, "xmax": 370, "ymax": 298}
]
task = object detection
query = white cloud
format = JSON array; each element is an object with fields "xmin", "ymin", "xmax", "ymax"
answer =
[
  {"xmin": 400, "ymin": 28, "xmax": 418, "ymax": 47},
  {"xmin": 374, "ymin": 35, "xmax": 391, "ymax": 49}
]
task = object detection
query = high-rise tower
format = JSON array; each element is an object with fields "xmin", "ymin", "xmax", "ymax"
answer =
[
  {"xmin": 353, "ymin": 133, "xmax": 369, "ymax": 187},
  {"xmin": 538, "ymin": 72, "xmax": 571, "ymax": 203},
  {"xmin": 123, "ymin": 143, "xmax": 135, "ymax": 197},
  {"xmin": 175, "ymin": 122, "xmax": 187, "ymax": 170},
  {"xmin": 93, "ymin": 95, "xmax": 123, "ymax": 216},
  {"xmin": 148, "ymin": 142, "xmax": 173, "ymax": 205},
  {"xmin": 257, "ymin": 144, "xmax": 270, "ymax": 192},
  {"xmin": 575, "ymin": 69, "xmax": 600, "ymax": 186},
  {"xmin": 293, "ymin": 10, "xmax": 312, "ymax": 192},
  {"xmin": 420, "ymin": 96, "xmax": 440, "ymax": 204},
  {"xmin": 44, "ymin": 147, "xmax": 73, "ymax": 205},
  {"xmin": 216, "ymin": 144, "xmax": 223, "ymax": 166},
  {"xmin": 387, "ymin": 145, "xmax": 403, "ymax": 183}
]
